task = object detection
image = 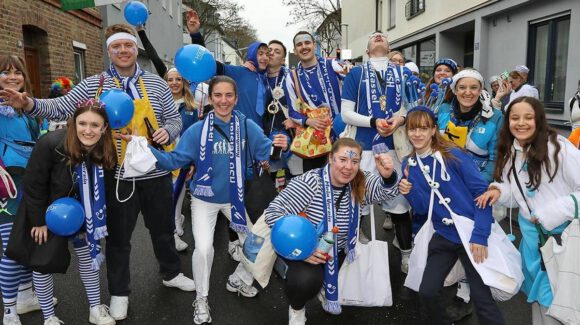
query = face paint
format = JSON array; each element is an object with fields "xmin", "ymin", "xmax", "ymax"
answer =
[
  {"xmin": 294, "ymin": 34, "xmax": 314, "ymax": 45},
  {"xmin": 345, "ymin": 150, "xmax": 359, "ymax": 159}
]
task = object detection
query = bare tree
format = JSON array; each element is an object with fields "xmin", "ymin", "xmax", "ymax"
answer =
[
  {"xmin": 283, "ymin": 0, "xmax": 341, "ymax": 55},
  {"xmin": 183, "ymin": 0, "xmax": 257, "ymax": 52}
]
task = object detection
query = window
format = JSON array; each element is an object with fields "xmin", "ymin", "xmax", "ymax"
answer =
[
  {"xmin": 405, "ymin": 0, "xmax": 424, "ymax": 20},
  {"xmin": 528, "ymin": 15, "xmax": 570, "ymax": 107},
  {"xmin": 73, "ymin": 44, "xmax": 86, "ymax": 83},
  {"xmin": 388, "ymin": 0, "xmax": 396, "ymax": 29}
]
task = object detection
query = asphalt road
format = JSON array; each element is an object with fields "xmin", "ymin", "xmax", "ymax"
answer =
[{"xmin": 13, "ymin": 201, "xmax": 531, "ymax": 325}]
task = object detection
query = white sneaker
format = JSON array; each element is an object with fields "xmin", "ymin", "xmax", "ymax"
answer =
[
  {"xmin": 192, "ymin": 297, "xmax": 211, "ymax": 324},
  {"xmin": 174, "ymin": 234, "xmax": 188, "ymax": 252},
  {"xmin": 109, "ymin": 296, "xmax": 128, "ymax": 321},
  {"xmin": 175, "ymin": 214, "xmax": 185, "ymax": 236},
  {"xmin": 89, "ymin": 305, "xmax": 115, "ymax": 325},
  {"xmin": 163, "ymin": 273, "xmax": 195, "ymax": 291},
  {"xmin": 3, "ymin": 314, "xmax": 22, "ymax": 325},
  {"xmin": 401, "ymin": 249, "xmax": 412, "ymax": 274},
  {"xmin": 288, "ymin": 306, "xmax": 306, "ymax": 325},
  {"xmin": 228, "ymin": 240, "xmax": 241, "ymax": 262},
  {"xmin": 17, "ymin": 292, "xmax": 58, "ymax": 314},
  {"xmin": 43, "ymin": 316, "xmax": 64, "ymax": 325},
  {"xmin": 226, "ymin": 275, "xmax": 258, "ymax": 298}
]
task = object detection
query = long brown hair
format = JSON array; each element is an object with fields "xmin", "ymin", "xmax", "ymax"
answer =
[
  {"xmin": 329, "ymin": 138, "xmax": 366, "ymax": 204},
  {"xmin": 0, "ymin": 55, "xmax": 32, "ymax": 93},
  {"xmin": 424, "ymin": 77, "xmax": 454, "ymax": 104},
  {"xmin": 405, "ymin": 109, "xmax": 458, "ymax": 161},
  {"xmin": 164, "ymin": 69, "xmax": 196, "ymax": 111},
  {"xmin": 65, "ymin": 100, "xmax": 116, "ymax": 169},
  {"xmin": 493, "ymin": 96, "xmax": 560, "ymax": 190}
]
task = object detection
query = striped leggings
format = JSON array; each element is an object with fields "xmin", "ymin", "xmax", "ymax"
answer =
[
  {"xmin": 0, "ymin": 222, "xmax": 33, "ymax": 309},
  {"xmin": 33, "ymin": 242, "xmax": 100, "ymax": 319}
]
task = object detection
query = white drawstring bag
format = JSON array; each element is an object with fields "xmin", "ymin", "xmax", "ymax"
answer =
[
  {"xmin": 239, "ymin": 214, "xmax": 278, "ymax": 288},
  {"xmin": 338, "ymin": 206, "xmax": 392, "ymax": 307},
  {"xmin": 122, "ymin": 136, "xmax": 157, "ymax": 178},
  {"xmin": 116, "ymin": 136, "xmax": 158, "ymax": 203},
  {"xmin": 542, "ymin": 194, "xmax": 580, "ymax": 324}
]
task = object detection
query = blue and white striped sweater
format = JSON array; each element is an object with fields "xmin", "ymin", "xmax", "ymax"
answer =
[
  {"xmin": 265, "ymin": 168, "xmax": 399, "ymax": 249},
  {"xmin": 29, "ymin": 71, "xmax": 181, "ymax": 180}
]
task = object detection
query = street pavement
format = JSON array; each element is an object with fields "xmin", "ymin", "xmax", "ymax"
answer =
[{"xmin": 13, "ymin": 200, "xmax": 531, "ymax": 324}]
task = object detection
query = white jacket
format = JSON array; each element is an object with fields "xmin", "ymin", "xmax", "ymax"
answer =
[{"xmin": 491, "ymin": 136, "xmax": 580, "ymax": 231}]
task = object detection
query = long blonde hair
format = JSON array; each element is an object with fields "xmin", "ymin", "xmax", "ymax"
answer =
[{"xmin": 164, "ymin": 68, "xmax": 196, "ymax": 111}]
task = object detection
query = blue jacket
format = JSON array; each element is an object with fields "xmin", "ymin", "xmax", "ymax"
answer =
[
  {"xmin": 0, "ymin": 114, "xmax": 40, "ymax": 168},
  {"xmin": 178, "ymin": 102, "xmax": 199, "ymax": 135},
  {"xmin": 223, "ymin": 42, "xmax": 268, "ymax": 128},
  {"xmin": 437, "ymin": 102, "xmax": 503, "ymax": 182},
  {"xmin": 151, "ymin": 112, "xmax": 272, "ymax": 204},
  {"xmin": 402, "ymin": 149, "xmax": 493, "ymax": 246}
]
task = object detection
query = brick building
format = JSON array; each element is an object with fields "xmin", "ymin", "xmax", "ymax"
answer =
[{"xmin": 0, "ymin": 0, "xmax": 104, "ymax": 98}]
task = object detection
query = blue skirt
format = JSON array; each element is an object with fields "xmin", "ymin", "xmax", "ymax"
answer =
[{"xmin": 518, "ymin": 214, "xmax": 568, "ymax": 308}]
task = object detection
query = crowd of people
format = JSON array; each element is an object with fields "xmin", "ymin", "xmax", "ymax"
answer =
[{"xmin": 0, "ymin": 8, "xmax": 579, "ymax": 325}]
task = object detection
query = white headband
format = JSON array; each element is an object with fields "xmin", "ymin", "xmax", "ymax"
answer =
[
  {"xmin": 106, "ymin": 32, "xmax": 138, "ymax": 48},
  {"xmin": 294, "ymin": 34, "xmax": 313, "ymax": 45},
  {"xmin": 450, "ymin": 69, "xmax": 484, "ymax": 94}
]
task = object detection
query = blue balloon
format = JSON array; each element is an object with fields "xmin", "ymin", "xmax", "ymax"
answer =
[
  {"xmin": 175, "ymin": 45, "xmax": 216, "ymax": 83},
  {"xmin": 124, "ymin": 1, "xmax": 148, "ymax": 26},
  {"xmin": 271, "ymin": 215, "xmax": 318, "ymax": 260},
  {"xmin": 99, "ymin": 89, "xmax": 134, "ymax": 129},
  {"xmin": 45, "ymin": 198, "xmax": 85, "ymax": 237},
  {"xmin": 332, "ymin": 114, "xmax": 346, "ymax": 136}
]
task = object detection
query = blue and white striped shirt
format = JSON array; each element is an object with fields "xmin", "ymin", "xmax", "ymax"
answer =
[
  {"xmin": 265, "ymin": 168, "xmax": 399, "ymax": 249},
  {"xmin": 30, "ymin": 71, "xmax": 181, "ymax": 180}
]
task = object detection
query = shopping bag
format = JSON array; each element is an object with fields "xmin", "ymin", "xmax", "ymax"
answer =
[
  {"xmin": 338, "ymin": 208, "xmax": 392, "ymax": 307},
  {"xmin": 290, "ymin": 106, "xmax": 332, "ymax": 159},
  {"xmin": 404, "ymin": 190, "xmax": 435, "ymax": 292},
  {"xmin": 239, "ymin": 214, "xmax": 278, "ymax": 288},
  {"xmin": 543, "ymin": 194, "xmax": 580, "ymax": 324}
]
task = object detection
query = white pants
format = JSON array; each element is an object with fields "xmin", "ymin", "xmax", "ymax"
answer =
[
  {"xmin": 191, "ymin": 197, "xmax": 254, "ymax": 297},
  {"xmin": 360, "ymin": 150, "xmax": 410, "ymax": 215}
]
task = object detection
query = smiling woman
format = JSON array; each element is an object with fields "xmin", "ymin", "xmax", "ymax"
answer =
[{"xmin": 6, "ymin": 99, "xmax": 116, "ymax": 324}]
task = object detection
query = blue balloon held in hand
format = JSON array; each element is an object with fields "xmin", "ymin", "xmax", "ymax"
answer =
[
  {"xmin": 124, "ymin": 1, "xmax": 149, "ymax": 26},
  {"xmin": 271, "ymin": 215, "xmax": 318, "ymax": 260},
  {"xmin": 45, "ymin": 198, "xmax": 85, "ymax": 237},
  {"xmin": 175, "ymin": 45, "xmax": 217, "ymax": 83},
  {"xmin": 99, "ymin": 89, "xmax": 135, "ymax": 129}
]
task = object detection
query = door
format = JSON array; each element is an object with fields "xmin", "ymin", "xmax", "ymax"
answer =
[{"xmin": 24, "ymin": 47, "xmax": 41, "ymax": 98}]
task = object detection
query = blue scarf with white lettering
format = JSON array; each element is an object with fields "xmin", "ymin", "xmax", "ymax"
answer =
[
  {"xmin": 76, "ymin": 163, "xmax": 107, "ymax": 271},
  {"xmin": 296, "ymin": 56, "xmax": 341, "ymax": 117},
  {"xmin": 319, "ymin": 165, "xmax": 359, "ymax": 314},
  {"xmin": 194, "ymin": 111, "xmax": 248, "ymax": 233}
]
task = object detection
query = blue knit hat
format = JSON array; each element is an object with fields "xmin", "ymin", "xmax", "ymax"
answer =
[{"xmin": 434, "ymin": 58, "xmax": 458, "ymax": 74}]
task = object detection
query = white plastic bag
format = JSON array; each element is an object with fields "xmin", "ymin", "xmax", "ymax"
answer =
[
  {"xmin": 122, "ymin": 136, "xmax": 157, "ymax": 178},
  {"xmin": 338, "ymin": 208, "xmax": 392, "ymax": 307}
]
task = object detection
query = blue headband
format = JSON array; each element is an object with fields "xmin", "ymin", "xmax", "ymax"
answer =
[{"xmin": 407, "ymin": 105, "xmax": 436, "ymax": 121}]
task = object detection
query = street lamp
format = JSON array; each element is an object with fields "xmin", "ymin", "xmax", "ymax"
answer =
[{"xmin": 341, "ymin": 23, "xmax": 349, "ymax": 49}]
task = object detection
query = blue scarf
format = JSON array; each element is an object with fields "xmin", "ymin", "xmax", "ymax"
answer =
[
  {"xmin": 256, "ymin": 73, "xmax": 267, "ymax": 116},
  {"xmin": 296, "ymin": 56, "xmax": 340, "ymax": 117},
  {"xmin": 76, "ymin": 163, "xmax": 108, "ymax": 271},
  {"xmin": 319, "ymin": 165, "xmax": 360, "ymax": 314},
  {"xmin": 193, "ymin": 111, "xmax": 249, "ymax": 233},
  {"xmin": 364, "ymin": 61, "xmax": 402, "ymax": 120},
  {"xmin": 107, "ymin": 63, "xmax": 144, "ymax": 99}
]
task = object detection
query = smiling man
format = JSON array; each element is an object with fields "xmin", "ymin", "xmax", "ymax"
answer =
[
  {"xmin": 284, "ymin": 31, "xmax": 345, "ymax": 173},
  {"xmin": 0, "ymin": 23, "xmax": 194, "ymax": 322}
]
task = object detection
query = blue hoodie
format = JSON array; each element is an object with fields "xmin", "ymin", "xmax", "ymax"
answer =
[
  {"xmin": 151, "ymin": 112, "xmax": 272, "ymax": 204},
  {"xmin": 223, "ymin": 42, "xmax": 269, "ymax": 128}
]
